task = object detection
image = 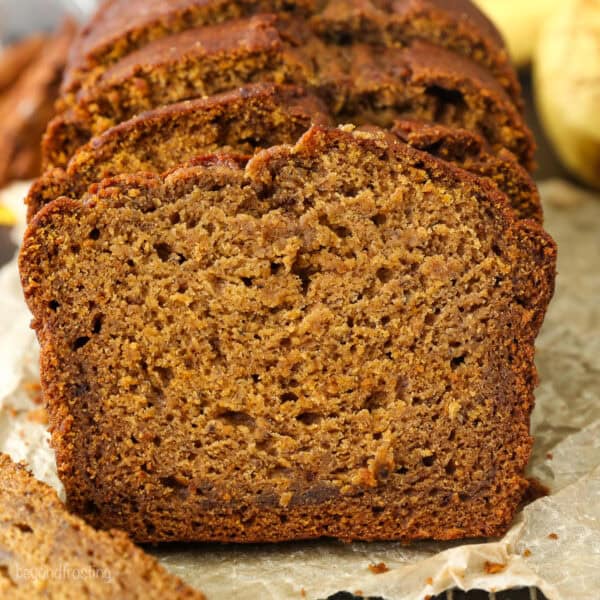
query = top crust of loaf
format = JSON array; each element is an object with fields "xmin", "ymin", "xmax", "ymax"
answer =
[{"xmin": 61, "ymin": 0, "xmax": 519, "ymax": 104}]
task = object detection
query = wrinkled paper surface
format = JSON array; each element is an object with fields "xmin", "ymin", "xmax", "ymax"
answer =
[{"xmin": 1, "ymin": 179, "xmax": 598, "ymax": 599}]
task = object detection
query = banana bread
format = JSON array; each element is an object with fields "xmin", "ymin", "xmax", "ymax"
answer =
[
  {"xmin": 0, "ymin": 454, "xmax": 204, "ymax": 598},
  {"xmin": 20, "ymin": 126, "xmax": 556, "ymax": 543},
  {"xmin": 28, "ymin": 91, "xmax": 538, "ymax": 222},
  {"xmin": 43, "ymin": 15, "xmax": 532, "ymax": 169},
  {"xmin": 28, "ymin": 84, "xmax": 330, "ymax": 220},
  {"xmin": 0, "ymin": 22, "xmax": 75, "ymax": 187},
  {"xmin": 61, "ymin": 0, "xmax": 520, "ymax": 105},
  {"xmin": 391, "ymin": 120, "xmax": 542, "ymax": 221}
]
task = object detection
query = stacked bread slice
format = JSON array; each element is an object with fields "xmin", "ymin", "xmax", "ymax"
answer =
[{"xmin": 20, "ymin": 0, "xmax": 556, "ymax": 544}]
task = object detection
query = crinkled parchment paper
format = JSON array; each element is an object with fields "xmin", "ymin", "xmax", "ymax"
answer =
[{"xmin": 1, "ymin": 179, "xmax": 598, "ymax": 599}]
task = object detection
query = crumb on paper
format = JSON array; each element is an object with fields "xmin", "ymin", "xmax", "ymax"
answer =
[
  {"xmin": 425, "ymin": 576, "xmax": 433, "ymax": 585},
  {"xmin": 26, "ymin": 407, "xmax": 48, "ymax": 425},
  {"xmin": 368, "ymin": 562, "xmax": 389, "ymax": 574},
  {"xmin": 424, "ymin": 595, "xmax": 432, "ymax": 600},
  {"xmin": 353, "ymin": 591, "xmax": 363, "ymax": 597},
  {"xmin": 523, "ymin": 548, "xmax": 532, "ymax": 557},
  {"xmin": 484, "ymin": 561, "xmax": 506, "ymax": 574},
  {"xmin": 300, "ymin": 588, "xmax": 306, "ymax": 598},
  {"xmin": 22, "ymin": 380, "xmax": 43, "ymax": 404},
  {"xmin": 548, "ymin": 532, "xmax": 559, "ymax": 540},
  {"xmin": 547, "ymin": 452, "xmax": 554, "ymax": 460}
]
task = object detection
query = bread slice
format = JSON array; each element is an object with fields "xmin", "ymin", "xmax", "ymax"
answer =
[
  {"xmin": 0, "ymin": 22, "xmax": 75, "ymax": 187},
  {"xmin": 28, "ymin": 84, "xmax": 331, "ymax": 219},
  {"xmin": 0, "ymin": 34, "xmax": 47, "ymax": 94},
  {"xmin": 61, "ymin": 0, "xmax": 520, "ymax": 105},
  {"xmin": 43, "ymin": 15, "xmax": 532, "ymax": 170},
  {"xmin": 391, "ymin": 120, "xmax": 542, "ymax": 222},
  {"xmin": 0, "ymin": 454, "xmax": 204, "ymax": 598},
  {"xmin": 27, "ymin": 88, "xmax": 537, "ymax": 222},
  {"xmin": 20, "ymin": 126, "xmax": 556, "ymax": 543}
]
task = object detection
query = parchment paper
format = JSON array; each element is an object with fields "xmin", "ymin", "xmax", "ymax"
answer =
[{"xmin": 1, "ymin": 179, "xmax": 598, "ymax": 600}]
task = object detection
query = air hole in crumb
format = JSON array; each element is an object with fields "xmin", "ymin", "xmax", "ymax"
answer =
[
  {"xmin": 492, "ymin": 243, "xmax": 502, "ymax": 257},
  {"xmin": 270, "ymin": 262, "xmax": 283, "ymax": 275},
  {"xmin": 280, "ymin": 337, "xmax": 291, "ymax": 348},
  {"xmin": 448, "ymin": 429, "xmax": 456, "ymax": 441},
  {"xmin": 14, "ymin": 522, "xmax": 33, "ymax": 533},
  {"xmin": 73, "ymin": 336, "xmax": 90, "ymax": 350},
  {"xmin": 365, "ymin": 391, "xmax": 386, "ymax": 411},
  {"xmin": 372, "ymin": 505, "xmax": 384, "ymax": 514},
  {"xmin": 153, "ymin": 436, "xmax": 161, "ymax": 447},
  {"xmin": 241, "ymin": 277, "xmax": 253, "ymax": 287},
  {"xmin": 251, "ymin": 374, "xmax": 260, "ymax": 383},
  {"xmin": 371, "ymin": 213, "xmax": 387, "ymax": 226},
  {"xmin": 381, "ymin": 315, "xmax": 390, "ymax": 326},
  {"xmin": 160, "ymin": 476, "xmax": 187, "ymax": 491},
  {"xmin": 450, "ymin": 355, "xmax": 466, "ymax": 370},
  {"xmin": 177, "ymin": 282, "xmax": 188, "ymax": 293},
  {"xmin": 376, "ymin": 267, "xmax": 393, "ymax": 283},
  {"xmin": 291, "ymin": 261, "xmax": 314, "ymax": 295},
  {"xmin": 154, "ymin": 242, "xmax": 172, "ymax": 261},
  {"xmin": 170, "ymin": 213, "xmax": 181, "ymax": 225},
  {"xmin": 422, "ymin": 454, "xmax": 436, "ymax": 467},
  {"xmin": 217, "ymin": 410, "xmax": 255, "ymax": 429},
  {"xmin": 280, "ymin": 392, "xmax": 298, "ymax": 403},
  {"xmin": 166, "ymin": 413, "xmax": 175, "ymax": 423},
  {"xmin": 49, "ymin": 300, "xmax": 60, "ymax": 311},
  {"xmin": 88, "ymin": 228, "xmax": 100, "ymax": 240},
  {"xmin": 396, "ymin": 466, "xmax": 408, "ymax": 475},
  {"xmin": 445, "ymin": 459, "xmax": 456, "ymax": 475},
  {"xmin": 296, "ymin": 411, "xmax": 322, "ymax": 425},
  {"xmin": 155, "ymin": 366, "xmax": 173, "ymax": 385},
  {"xmin": 318, "ymin": 214, "xmax": 351, "ymax": 238},
  {"xmin": 92, "ymin": 314, "xmax": 103, "ymax": 334}
]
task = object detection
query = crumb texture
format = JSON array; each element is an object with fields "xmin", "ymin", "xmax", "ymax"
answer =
[
  {"xmin": 21, "ymin": 128, "xmax": 556, "ymax": 543},
  {"xmin": 0, "ymin": 454, "xmax": 204, "ymax": 598}
]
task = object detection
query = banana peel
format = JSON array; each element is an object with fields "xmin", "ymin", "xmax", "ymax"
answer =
[
  {"xmin": 534, "ymin": 1, "xmax": 600, "ymax": 189},
  {"xmin": 474, "ymin": 0, "xmax": 562, "ymax": 67}
]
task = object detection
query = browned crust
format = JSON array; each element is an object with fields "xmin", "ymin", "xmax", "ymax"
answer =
[
  {"xmin": 21, "ymin": 126, "xmax": 556, "ymax": 544},
  {"xmin": 391, "ymin": 120, "xmax": 542, "ymax": 222},
  {"xmin": 43, "ymin": 15, "xmax": 532, "ymax": 170},
  {"xmin": 29, "ymin": 83, "xmax": 330, "ymax": 219},
  {"xmin": 0, "ymin": 454, "xmax": 204, "ymax": 598},
  {"xmin": 61, "ymin": 0, "xmax": 520, "ymax": 106}
]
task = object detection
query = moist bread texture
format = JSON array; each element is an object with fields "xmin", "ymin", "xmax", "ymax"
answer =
[
  {"xmin": 0, "ymin": 454, "xmax": 204, "ymax": 599},
  {"xmin": 62, "ymin": 0, "xmax": 520, "ymax": 104},
  {"xmin": 391, "ymin": 120, "xmax": 542, "ymax": 222},
  {"xmin": 20, "ymin": 126, "xmax": 556, "ymax": 543},
  {"xmin": 28, "ymin": 91, "xmax": 537, "ymax": 222},
  {"xmin": 43, "ymin": 15, "xmax": 532, "ymax": 170},
  {"xmin": 28, "ymin": 84, "xmax": 331, "ymax": 219}
]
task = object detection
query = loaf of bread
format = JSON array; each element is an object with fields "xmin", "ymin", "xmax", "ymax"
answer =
[
  {"xmin": 61, "ymin": 0, "xmax": 521, "ymax": 104},
  {"xmin": 21, "ymin": 126, "xmax": 556, "ymax": 543},
  {"xmin": 19, "ymin": 0, "xmax": 557, "ymax": 545},
  {"xmin": 0, "ymin": 453, "xmax": 204, "ymax": 598}
]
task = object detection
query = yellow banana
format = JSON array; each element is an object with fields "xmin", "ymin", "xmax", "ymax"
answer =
[
  {"xmin": 534, "ymin": 1, "xmax": 600, "ymax": 189},
  {"xmin": 474, "ymin": 0, "xmax": 562, "ymax": 66}
]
